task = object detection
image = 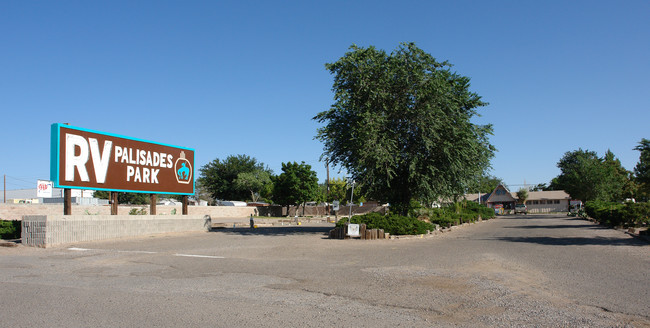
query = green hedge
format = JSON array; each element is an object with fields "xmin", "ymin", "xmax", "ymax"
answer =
[
  {"xmin": 0, "ymin": 220, "xmax": 21, "ymax": 240},
  {"xmin": 413, "ymin": 201, "xmax": 495, "ymax": 227},
  {"xmin": 585, "ymin": 201, "xmax": 650, "ymax": 227},
  {"xmin": 336, "ymin": 201, "xmax": 494, "ymax": 236},
  {"xmin": 336, "ymin": 212, "xmax": 434, "ymax": 235}
]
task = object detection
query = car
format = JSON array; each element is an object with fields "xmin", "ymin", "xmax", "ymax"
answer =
[{"xmin": 514, "ymin": 204, "xmax": 528, "ymax": 214}]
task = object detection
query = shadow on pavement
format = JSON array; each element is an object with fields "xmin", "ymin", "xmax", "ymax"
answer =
[
  {"xmin": 503, "ymin": 224, "xmax": 605, "ymax": 230},
  {"xmin": 211, "ymin": 225, "xmax": 332, "ymax": 237},
  {"xmin": 496, "ymin": 236, "xmax": 648, "ymax": 247}
]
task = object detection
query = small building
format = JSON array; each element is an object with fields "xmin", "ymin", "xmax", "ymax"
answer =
[
  {"xmin": 465, "ymin": 184, "xmax": 571, "ymax": 213},
  {"xmin": 486, "ymin": 184, "xmax": 517, "ymax": 210},
  {"xmin": 523, "ymin": 190, "xmax": 570, "ymax": 213}
]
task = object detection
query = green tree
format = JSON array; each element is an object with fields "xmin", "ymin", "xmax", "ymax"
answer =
[
  {"xmin": 273, "ymin": 162, "xmax": 319, "ymax": 216},
  {"xmin": 548, "ymin": 178, "xmax": 561, "ymax": 191},
  {"xmin": 314, "ymin": 43, "xmax": 494, "ymax": 215},
  {"xmin": 530, "ymin": 183, "xmax": 549, "ymax": 191},
  {"xmin": 516, "ymin": 188, "xmax": 529, "ymax": 204},
  {"xmin": 468, "ymin": 175, "xmax": 504, "ymax": 194},
  {"xmin": 325, "ymin": 177, "xmax": 365, "ymax": 204},
  {"xmin": 198, "ymin": 154, "xmax": 272, "ymax": 201},
  {"xmin": 554, "ymin": 149, "xmax": 629, "ymax": 202},
  {"xmin": 234, "ymin": 170, "xmax": 272, "ymax": 202},
  {"xmin": 94, "ymin": 191, "xmax": 149, "ymax": 204},
  {"xmin": 634, "ymin": 138, "xmax": 650, "ymax": 201},
  {"xmin": 602, "ymin": 150, "xmax": 632, "ymax": 201}
]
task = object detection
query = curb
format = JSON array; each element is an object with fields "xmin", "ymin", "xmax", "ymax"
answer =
[{"xmin": 0, "ymin": 239, "xmax": 19, "ymax": 248}]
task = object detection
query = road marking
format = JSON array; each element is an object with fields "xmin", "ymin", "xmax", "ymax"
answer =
[
  {"xmin": 174, "ymin": 254, "xmax": 225, "ymax": 259},
  {"xmin": 68, "ymin": 247, "xmax": 224, "ymax": 259},
  {"xmin": 118, "ymin": 250, "xmax": 158, "ymax": 254}
]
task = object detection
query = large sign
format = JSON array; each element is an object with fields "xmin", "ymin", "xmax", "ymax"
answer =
[{"xmin": 50, "ymin": 123, "xmax": 195, "ymax": 195}]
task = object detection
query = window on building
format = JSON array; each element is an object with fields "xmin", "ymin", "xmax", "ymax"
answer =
[
  {"xmin": 539, "ymin": 200, "xmax": 546, "ymax": 204},
  {"xmin": 554, "ymin": 200, "xmax": 560, "ymax": 204}
]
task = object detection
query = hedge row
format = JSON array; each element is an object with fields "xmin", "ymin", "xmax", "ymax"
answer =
[
  {"xmin": 336, "ymin": 213, "xmax": 434, "ymax": 236},
  {"xmin": 413, "ymin": 201, "xmax": 495, "ymax": 228},
  {"xmin": 584, "ymin": 201, "xmax": 650, "ymax": 228},
  {"xmin": 336, "ymin": 202, "xmax": 495, "ymax": 236},
  {"xmin": 0, "ymin": 220, "xmax": 21, "ymax": 240}
]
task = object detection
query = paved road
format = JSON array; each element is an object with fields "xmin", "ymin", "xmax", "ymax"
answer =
[{"xmin": 1, "ymin": 214, "xmax": 648, "ymax": 327}]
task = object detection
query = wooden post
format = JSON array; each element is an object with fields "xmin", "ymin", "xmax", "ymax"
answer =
[
  {"xmin": 150, "ymin": 194, "xmax": 157, "ymax": 215},
  {"xmin": 64, "ymin": 189, "xmax": 72, "ymax": 215},
  {"xmin": 182, "ymin": 195, "xmax": 188, "ymax": 215},
  {"xmin": 359, "ymin": 224, "xmax": 367, "ymax": 240},
  {"xmin": 62, "ymin": 123, "xmax": 72, "ymax": 215},
  {"xmin": 111, "ymin": 192, "xmax": 118, "ymax": 215}
]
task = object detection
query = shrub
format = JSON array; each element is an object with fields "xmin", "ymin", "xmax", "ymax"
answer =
[
  {"xmin": 336, "ymin": 213, "xmax": 434, "ymax": 235},
  {"xmin": 415, "ymin": 201, "xmax": 494, "ymax": 224},
  {"xmin": 129, "ymin": 207, "xmax": 148, "ymax": 215},
  {"xmin": 585, "ymin": 201, "xmax": 650, "ymax": 227},
  {"xmin": 337, "ymin": 201, "xmax": 494, "ymax": 236},
  {"xmin": 0, "ymin": 220, "xmax": 21, "ymax": 240}
]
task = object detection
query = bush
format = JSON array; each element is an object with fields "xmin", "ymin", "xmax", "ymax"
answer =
[
  {"xmin": 336, "ymin": 213, "xmax": 434, "ymax": 235},
  {"xmin": 129, "ymin": 207, "xmax": 148, "ymax": 215},
  {"xmin": 338, "ymin": 201, "xmax": 494, "ymax": 236},
  {"xmin": 414, "ymin": 201, "xmax": 495, "ymax": 226},
  {"xmin": 585, "ymin": 200, "xmax": 650, "ymax": 227},
  {"xmin": 0, "ymin": 220, "xmax": 21, "ymax": 240}
]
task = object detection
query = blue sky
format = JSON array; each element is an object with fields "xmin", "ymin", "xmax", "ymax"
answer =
[{"xmin": 1, "ymin": 0, "xmax": 648, "ymax": 192}]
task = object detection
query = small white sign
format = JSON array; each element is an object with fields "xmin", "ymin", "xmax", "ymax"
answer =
[
  {"xmin": 37, "ymin": 180, "xmax": 53, "ymax": 198},
  {"xmin": 347, "ymin": 224, "xmax": 360, "ymax": 237},
  {"xmin": 333, "ymin": 200, "xmax": 340, "ymax": 211}
]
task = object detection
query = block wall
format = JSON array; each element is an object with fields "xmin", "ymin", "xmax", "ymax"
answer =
[
  {"xmin": 0, "ymin": 204, "xmax": 256, "ymax": 221},
  {"xmin": 21, "ymin": 214, "xmax": 211, "ymax": 247}
]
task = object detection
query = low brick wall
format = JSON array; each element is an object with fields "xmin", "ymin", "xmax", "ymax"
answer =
[{"xmin": 22, "ymin": 214, "xmax": 211, "ymax": 247}]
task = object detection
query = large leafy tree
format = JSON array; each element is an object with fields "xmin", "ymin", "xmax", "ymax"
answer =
[
  {"xmin": 273, "ymin": 162, "xmax": 319, "ymax": 215},
  {"xmin": 553, "ymin": 149, "xmax": 629, "ymax": 202},
  {"xmin": 634, "ymin": 138, "xmax": 650, "ymax": 201},
  {"xmin": 314, "ymin": 43, "xmax": 495, "ymax": 214},
  {"xmin": 198, "ymin": 154, "xmax": 272, "ymax": 201}
]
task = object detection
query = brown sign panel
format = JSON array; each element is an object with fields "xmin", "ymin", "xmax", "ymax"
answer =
[{"xmin": 50, "ymin": 124, "xmax": 194, "ymax": 195}]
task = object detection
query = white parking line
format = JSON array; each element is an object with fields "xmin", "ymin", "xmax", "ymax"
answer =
[
  {"xmin": 174, "ymin": 254, "xmax": 225, "ymax": 259},
  {"xmin": 68, "ymin": 247, "xmax": 93, "ymax": 251},
  {"xmin": 68, "ymin": 247, "xmax": 224, "ymax": 259}
]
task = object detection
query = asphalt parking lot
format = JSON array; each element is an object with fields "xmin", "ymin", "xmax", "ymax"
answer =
[{"xmin": 1, "ymin": 214, "xmax": 648, "ymax": 327}]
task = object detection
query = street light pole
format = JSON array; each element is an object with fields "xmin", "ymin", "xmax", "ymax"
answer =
[{"xmin": 348, "ymin": 179, "xmax": 355, "ymax": 224}]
